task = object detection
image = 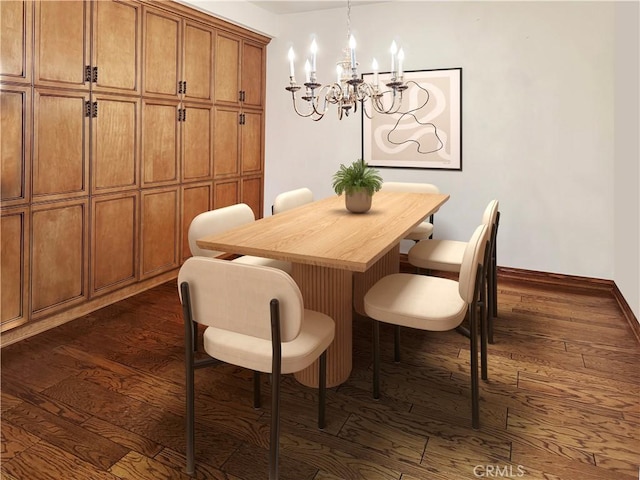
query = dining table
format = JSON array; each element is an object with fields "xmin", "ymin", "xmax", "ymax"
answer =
[{"xmin": 196, "ymin": 191, "xmax": 450, "ymax": 387}]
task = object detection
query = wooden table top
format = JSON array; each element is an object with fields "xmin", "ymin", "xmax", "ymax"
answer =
[{"xmin": 196, "ymin": 191, "xmax": 449, "ymax": 272}]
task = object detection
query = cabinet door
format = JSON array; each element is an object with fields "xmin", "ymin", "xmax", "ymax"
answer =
[
  {"xmin": 33, "ymin": 88, "xmax": 90, "ymax": 202},
  {"xmin": 242, "ymin": 176, "xmax": 263, "ymax": 220},
  {"xmin": 214, "ymin": 179, "xmax": 239, "ymax": 209},
  {"xmin": 142, "ymin": 7, "xmax": 181, "ymax": 99},
  {"xmin": 181, "ymin": 182, "xmax": 212, "ymax": 262},
  {"xmin": 182, "ymin": 103, "xmax": 213, "ymax": 182},
  {"xmin": 91, "ymin": 93, "xmax": 140, "ymax": 194},
  {"xmin": 241, "ymin": 41, "xmax": 265, "ymax": 109},
  {"xmin": 183, "ymin": 20, "xmax": 213, "ymax": 103},
  {"xmin": 140, "ymin": 187, "xmax": 180, "ymax": 278},
  {"xmin": 214, "ymin": 31, "xmax": 240, "ymax": 105},
  {"xmin": 91, "ymin": 191, "xmax": 138, "ymax": 296},
  {"xmin": 141, "ymin": 99, "xmax": 180, "ymax": 187},
  {"xmin": 1, "ymin": 85, "xmax": 31, "ymax": 206},
  {"xmin": 0, "ymin": 0, "xmax": 33, "ymax": 84},
  {"xmin": 31, "ymin": 198, "xmax": 89, "ymax": 319},
  {"xmin": 92, "ymin": 0, "xmax": 141, "ymax": 95},
  {"xmin": 34, "ymin": 0, "xmax": 90, "ymax": 90},
  {"xmin": 213, "ymin": 106, "xmax": 239, "ymax": 178},
  {"xmin": 1, "ymin": 206, "xmax": 29, "ymax": 332},
  {"xmin": 241, "ymin": 109, "xmax": 263, "ymax": 175}
]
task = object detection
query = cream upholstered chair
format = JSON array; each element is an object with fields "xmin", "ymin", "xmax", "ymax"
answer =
[
  {"xmin": 408, "ymin": 200, "xmax": 500, "ymax": 343},
  {"xmin": 380, "ymin": 182, "xmax": 440, "ymax": 240},
  {"xmin": 272, "ymin": 187, "xmax": 314, "ymax": 214},
  {"xmin": 188, "ymin": 203, "xmax": 292, "ymax": 273},
  {"xmin": 364, "ymin": 224, "xmax": 489, "ymax": 429},
  {"xmin": 178, "ymin": 257, "xmax": 335, "ymax": 478}
]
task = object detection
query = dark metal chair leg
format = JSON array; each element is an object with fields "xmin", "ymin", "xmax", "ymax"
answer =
[
  {"xmin": 180, "ymin": 283, "xmax": 196, "ymax": 475},
  {"xmin": 469, "ymin": 302, "xmax": 480, "ymax": 430},
  {"xmin": 394, "ymin": 325, "xmax": 401, "ymax": 363},
  {"xmin": 269, "ymin": 299, "xmax": 282, "ymax": 480},
  {"xmin": 253, "ymin": 371, "xmax": 261, "ymax": 409},
  {"xmin": 318, "ymin": 351, "xmax": 327, "ymax": 429},
  {"xmin": 373, "ymin": 320, "xmax": 380, "ymax": 399}
]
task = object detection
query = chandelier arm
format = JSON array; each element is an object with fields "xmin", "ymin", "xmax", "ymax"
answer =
[{"xmin": 289, "ymin": 90, "xmax": 321, "ymax": 119}]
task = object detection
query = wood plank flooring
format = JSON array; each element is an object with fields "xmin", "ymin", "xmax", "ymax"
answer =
[{"xmin": 2, "ymin": 272, "xmax": 639, "ymax": 479}]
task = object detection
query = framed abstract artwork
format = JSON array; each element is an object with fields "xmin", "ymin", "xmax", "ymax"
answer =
[{"xmin": 362, "ymin": 67, "xmax": 462, "ymax": 170}]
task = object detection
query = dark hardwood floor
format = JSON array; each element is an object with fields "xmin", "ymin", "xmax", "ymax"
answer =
[{"xmin": 2, "ymin": 272, "xmax": 639, "ymax": 479}]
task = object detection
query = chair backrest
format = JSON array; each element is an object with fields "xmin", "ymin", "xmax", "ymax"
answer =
[
  {"xmin": 380, "ymin": 182, "xmax": 440, "ymax": 194},
  {"xmin": 178, "ymin": 257, "xmax": 303, "ymax": 342},
  {"xmin": 481, "ymin": 200, "xmax": 499, "ymax": 230},
  {"xmin": 272, "ymin": 187, "xmax": 314, "ymax": 214},
  {"xmin": 188, "ymin": 203, "xmax": 255, "ymax": 258},
  {"xmin": 458, "ymin": 224, "xmax": 489, "ymax": 303}
]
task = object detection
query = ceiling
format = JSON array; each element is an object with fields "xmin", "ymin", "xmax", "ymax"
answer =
[{"xmin": 247, "ymin": 1, "xmax": 387, "ymax": 15}]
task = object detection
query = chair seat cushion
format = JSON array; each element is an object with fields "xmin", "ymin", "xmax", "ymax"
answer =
[
  {"xmin": 203, "ymin": 309, "xmax": 335, "ymax": 374},
  {"xmin": 404, "ymin": 221, "xmax": 434, "ymax": 241},
  {"xmin": 233, "ymin": 255, "xmax": 292, "ymax": 274},
  {"xmin": 364, "ymin": 273, "xmax": 467, "ymax": 331},
  {"xmin": 408, "ymin": 239, "xmax": 466, "ymax": 272}
]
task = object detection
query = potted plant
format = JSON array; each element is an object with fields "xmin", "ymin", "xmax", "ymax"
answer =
[{"xmin": 332, "ymin": 159, "xmax": 383, "ymax": 213}]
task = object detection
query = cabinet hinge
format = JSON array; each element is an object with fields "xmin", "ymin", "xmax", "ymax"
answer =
[
  {"xmin": 92, "ymin": 101, "xmax": 98, "ymax": 118},
  {"xmin": 84, "ymin": 100, "xmax": 91, "ymax": 117},
  {"xmin": 85, "ymin": 65, "xmax": 92, "ymax": 82},
  {"xmin": 239, "ymin": 113, "xmax": 245, "ymax": 125},
  {"xmin": 183, "ymin": 81, "xmax": 187, "ymax": 95},
  {"xmin": 178, "ymin": 81, "xmax": 184, "ymax": 94},
  {"xmin": 182, "ymin": 108, "xmax": 186, "ymax": 122},
  {"xmin": 92, "ymin": 66, "xmax": 98, "ymax": 83}
]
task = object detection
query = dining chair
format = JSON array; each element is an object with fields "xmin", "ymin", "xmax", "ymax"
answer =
[
  {"xmin": 188, "ymin": 203, "xmax": 292, "ymax": 273},
  {"xmin": 364, "ymin": 224, "xmax": 489, "ymax": 429},
  {"xmin": 408, "ymin": 200, "xmax": 500, "ymax": 343},
  {"xmin": 178, "ymin": 257, "xmax": 335, "ymax": 478},
  {"xmin": 380, "ymin": 182, "xmax": 440, "ymax": 240},
  {"xmin": 272, "ymin": 187, "xmax": 314, "ymax": 214}
]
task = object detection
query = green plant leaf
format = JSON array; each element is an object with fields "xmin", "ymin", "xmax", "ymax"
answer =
[{"xmin": 332, "ymin": 160, "xmax": 383, "ymax": 196}]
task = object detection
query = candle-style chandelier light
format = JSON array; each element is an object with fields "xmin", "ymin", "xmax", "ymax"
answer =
[{"xmin": 285, "ymin": 0, "xmax": 409, "ymax": 121}]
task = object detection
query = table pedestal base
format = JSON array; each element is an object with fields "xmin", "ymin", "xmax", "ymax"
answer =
[{"xmin": 292, "ymin": 264, "xmax": 353, "ymax": 388}]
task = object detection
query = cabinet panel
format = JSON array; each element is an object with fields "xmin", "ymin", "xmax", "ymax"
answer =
[
  {"xmin": 241, "ymin": 110, "xmax": 263, "ymax": 175},
  {"xmin": 92, "ymin": 93, "xmax": 140, "ymax": 194},
  {"xmin": 242, "ymin": 176, "xmax": 262, "ymax": 220},
  {"xmin": 141, "ymin": 99, "xmax": 180, "ymax": 186},
  {"xmin": 241, "ymin": 41, "xmax": 265, "ymax": 108},
  {"xmin": 214, "ymin": 179, "xmax": 239, "ymax": 209},
  {"xmin": 31, "ymin": 198, "xmax": 88, "ymax": 318},
  {"xmin": 213, "ymin": 106, "xmax": 239, "ymax": 177},
  {"xmin": 91, "ymin": 191, "xmax": 138, "ymax": 295},
  {"xmin": 182, "ymin": 103, "xmax": 213, "ymax": 182},
  {"xmin": 140, "ymin": 187, "xmax": 180, "ymax": 278},
  {"xmin": 33, "ymin": 88, "xmax": 90, "ymax": 201},
  {"xmin": 214, "ymin": 32, "xmax": 240, "ymax": 105},
  {"xmin": 1, "ymin": 85, "xmax": 31, "ymax": 206},
  {"xmin": 34, "ymin": 0, "xmax": 90, "ymax": 90},
  {"xmin": 1, "ymin": 206, "xmax": 29, "ymax": 332},
  {"xmin": 143, "ymin": 7, "xmax": 181, "ymax": 99},
  {"xmin": 183, "ymin": 20, "xmax": 213, "ymax": 103},
  {"xmin": 93, "ymin": 0, "xmax": 141, "ymax": 95},
  {"xmin": 0, "ymin": 0, "xmax": 33, "ymax": 84},
  {"xmin": 181, "ymin": 182, "xmax": 212, "ymax": 262}
]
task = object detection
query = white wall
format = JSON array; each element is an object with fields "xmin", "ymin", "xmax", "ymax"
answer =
[
  {"xmin": 614, "ymin": 2, "xmax": 639, "ymax": 319},
  {"xmin": 185, "ymin": 1, "xmax": 638, "ymax": 318}
]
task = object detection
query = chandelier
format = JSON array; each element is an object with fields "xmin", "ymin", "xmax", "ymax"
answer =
[{"xmin": 285, "ymin": 1, "xmax": 408, "ymax": 121}]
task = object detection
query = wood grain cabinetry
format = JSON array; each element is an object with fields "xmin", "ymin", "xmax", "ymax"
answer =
[{"xmin": 0, "ymin": 0, "xmax": 269, "ymax": 342}]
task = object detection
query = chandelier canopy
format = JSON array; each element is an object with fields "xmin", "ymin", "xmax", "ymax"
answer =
[{"xmin": 285, "ymin": 1, "xmax": 409, "ymax": 121}]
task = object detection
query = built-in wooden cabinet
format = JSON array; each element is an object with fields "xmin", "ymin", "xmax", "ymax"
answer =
[
  {"xmin": 0, "ymin": 0, "xmax": 269, "ymax": 341},
  {"xmin": 1, "ymin": 207, "xmax": 29, "ymax": 331},
  {"xmin": 0, "ymin": 85, "xmax": 31, "ymax": 206},
  {"xmin": 0, "ymin": 0, "xmax": 33, "ymax": 84},
  {"xmin": 91, "ymin": 191, "xmax": 139, "ymax": 296},
  {"xmin": 30, "ymin": 198, "xmax": 89, "ymax": 319}
]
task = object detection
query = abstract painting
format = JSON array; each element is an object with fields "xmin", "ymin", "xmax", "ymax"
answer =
[{"xmin": 362, "ymin": 68, "xmax": 462, "ymax": 170}]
